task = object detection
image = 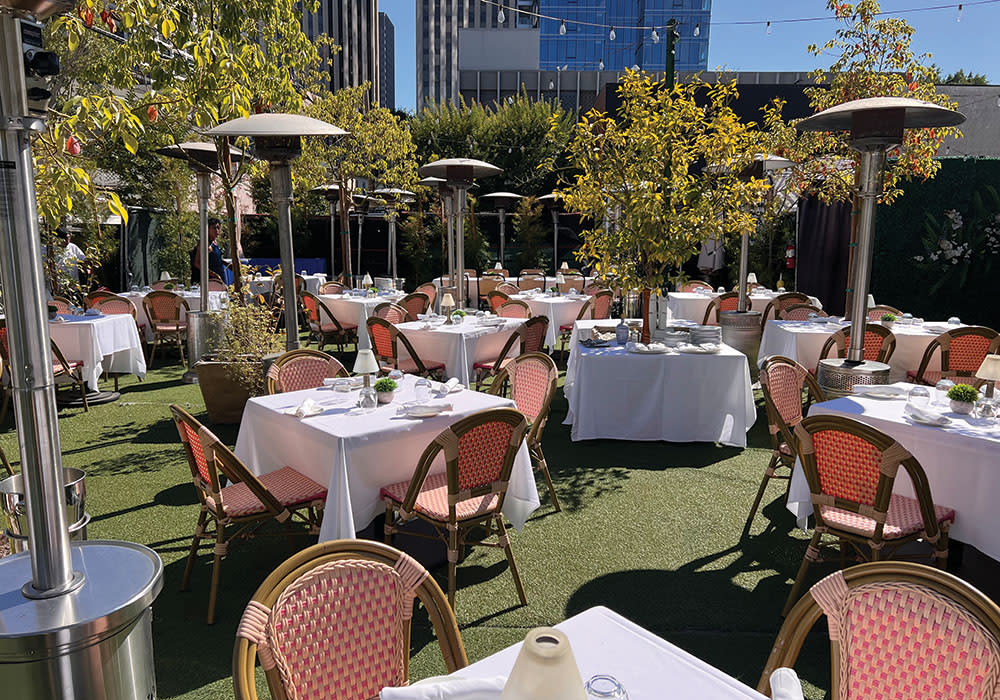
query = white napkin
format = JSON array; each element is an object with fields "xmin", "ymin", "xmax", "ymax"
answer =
[
  {"xmin": 398, "ymin": 402, "xmax": 453, "ymax": 417},
  {"xmin": 903, "ymin": 402, "xmax": 950, "ymax": 426},
  {"xmin": 852, "ymin": 385, "xmax": 908, "ymax": 397},
  {"xmin": 438, "ymin": 378, "xmax": 462, "ymax": 394},
  {"xmin": 285, "ymin": 398, "xmax": 321, "ymax": 418},
  {"xmin": 647, "ymin": 342, "xmax": 669, "ymax": 353},
  {"xmin": 769, "ymin": 668, "xmax": 805, "ymax": 700},
  {"xmin": 380, "ymin": 676, "xmax": 505, "ymax": 700}
]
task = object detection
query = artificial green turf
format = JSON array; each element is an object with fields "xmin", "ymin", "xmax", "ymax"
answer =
[{"xmin": 2, "ymin": 350, "xmax": 990, "ymax": 699}]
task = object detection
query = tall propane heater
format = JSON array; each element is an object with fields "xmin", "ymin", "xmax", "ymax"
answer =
[
  {"xmin": 538, "ymin": 192, "xmax": 562, "ymax": 275},
  {"xmin": 311, "ymin": 183, "xmax": 340, "ymax": 279},
  {"xmin": 418, "ymin": 159, "xmax": 501, "ymax": 310},
  {"xmin": 797, "ymin": 97, "xmax": 965, "ymax": 396},
  {"xmin": 156, "ymin": 142, "xmax": 243, "ymax": 382},
  {"xmin": 207, "ymin": 114, "xmax": 347, "ymax": 351},
  {"xmin": 480, "ymin": 191, "xmax": 522, "ymax": 269},
  {"xmin": 0, "ymin": 4, "xmax": 163, "ymax": 698},
  {"xmin": 374, "ymin": 187, "xmax": 415, "ymax": 284}
]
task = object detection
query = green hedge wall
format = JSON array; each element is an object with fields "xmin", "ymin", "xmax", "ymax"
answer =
[{"xmin": 873, "ymin": 157, "xmax": 1000, "ymax": 330}]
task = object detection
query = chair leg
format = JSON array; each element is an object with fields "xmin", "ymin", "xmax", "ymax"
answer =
[
  {"xmin": 206, "ymin": 523, "xmax": 226, "ymax": 625},
  {"xmin": 496, "ymin": 517, "xmax": 527, "ymax": 606},
  {"xmin": 783, "ymin": 530, "xmax": 821, "ymax": 616},
  {"xmin": 180, "ymin": 511, "xmax": 207, "ymax": 592},
  {"xmin": 743, "ymin": 454, "xmax": 779, "ymax": 535},
  {"xmin": 383, "ymin": 502, "xmax": 394, "ymax": 545},
  {"xmin": 935, "ymin": 529, "xmax": 950, "ymax": 569},
  {"xmin": 532, "ymin": 442, "xmax": 560, "ymax": 512},
  {"xmin": 176, "ymin": 332, "xmax": 186, "ymax": 366},
  {"xmin": 0, "ymin": 389, "xmax": 9, "ymax": 426},
  {"xmin": 447, "ymin": 524, "xmax": 458, "ymax": 610},
  {"xmin": 79, "ymin": 379, "xmax": 89, "ymax": 411},
  {"xmin": 149, "ymin": 336, "xmax": 158, "ymax": 369}
]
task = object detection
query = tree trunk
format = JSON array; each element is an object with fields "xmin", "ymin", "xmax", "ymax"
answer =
[
  {"xmin": 641, "ymin": 287, "xmax": 652, "ymax": 344},
  {"xmin": 219, "ymin": 139, "xmax": 244, "ymax": 300}
]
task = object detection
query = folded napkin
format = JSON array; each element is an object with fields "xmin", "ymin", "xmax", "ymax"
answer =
[
  {"xmin": 286, "ymin": 398, "xmax": 322, "ymax": 418},
  {"xmin": 852, "ymin": 384, "xmax": 908, "ymax": 397},
  {"xmin": 903, "ymin": 402, "xmax": 950, "ymax": 426},
  {"xmin": 380, "ymin": 676, "xmax": 505, "ymax": 700},
  {"xmin": 398, "ymin": 402, "xmax": 453, "ymax": 417},
  {"xmin": 769, "ymin": 668, "xmax": 805, "ymax": 700},
  {"xmin": 438, "ymin": 378, "xmax": 461, "ymax": 393}
]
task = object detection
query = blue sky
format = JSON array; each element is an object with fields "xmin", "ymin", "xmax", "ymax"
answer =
[{"xmin": 379, "ymin": 0, "xmax": 1000, "ymax": 113}]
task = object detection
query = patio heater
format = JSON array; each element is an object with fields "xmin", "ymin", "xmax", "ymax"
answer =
[
  {"xmin": 797, "ymin": 97, "xmax": 965, "ymax": 396},
  {"xmin": 156, "ymin": 141, "xmax": 243, "ymax": 383},
  {"xmin": 352, "ymin": 192, "xmax": 377, "ymax": 287},
  {"xmin": 538, "ymin": 192, "xmax": 562, "ymax": 275},
  {"xmin": 207, "ymin": 114, "xmax": 348, "ymax": 351},
  {"xmin": 480, "ymin": 191, "xmax": 522, "ymax": 270},
  {"xmin": 719, "ymin": 155, "xmax": 793, "ymax": 381},
  {"xmin": 374, "ymin": 187, "xmax": 415, "ymax": 285},
  {"xmin": 418, "ymin": 159, "xmax": 502, "ymax": 310},
  {"xmin": 311, "ymin": 183, "xmax": 340, "ymax": 279},
  {"xmin": 0, "ymin": 4, "xmax": 163, "ymax": 698}
]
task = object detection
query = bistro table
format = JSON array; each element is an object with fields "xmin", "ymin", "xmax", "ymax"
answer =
[
  {"xmin": 123, "ymin": 289, "xmax": 227, "ymax": 342},
  {"xmin": 234, "ymin": 374, "xmax": 540, "ymax": 541},
  {"xmin": 759, "ymin": 319, "xmax": 956, "ymax": 381},
  {"xmin": 319, "ymin": 292, "xmax": 406, "ymax": 351},
  {"xmin": 786, "ymin": 384, "xmax": 1000, "ymax": 560},
  {"xmin": 452, "ymin": 606, "xmax": 766, "ymax": 699},
  {"xmin": 48, "ymin": 313, "xmax": 146, "ymax": 390},
  {"xmin": 511, "ymin": 292, "xmax": 589, "ymax": 348},
  {"xmin": 394, "ymin": 317, "xmax": 525, "ymax": 387},
  {"xmin": 666, "ymin": 291, "xmax": 822, "ymax": 325},
  {"xmin": 249, "ymin": 273, "xmax": 327, "ymax": 296},
  {"xmin": 563, "ymin": 319, "xmax": 756, "ymax": 446}
]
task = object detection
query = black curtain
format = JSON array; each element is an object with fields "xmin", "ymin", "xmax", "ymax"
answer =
[{"xmin": 796, "ymin": 196, "xmax": 852, "ymax": 316}]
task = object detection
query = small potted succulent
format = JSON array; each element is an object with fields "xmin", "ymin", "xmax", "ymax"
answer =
[
  {"xmin": 163, "ymin": 281, "xmax": 176, "ymax": 291},
  {"xmin": 548, "ymin": 285, "xmax": 559, "ymax": 296},
  {"xmin": 880, "ymin": 313, "xmax": 896, "ymax": 328},
  {"xmin": 946, "ymin": 383, "xmax": 978, "ymax": 415},
  {"xmin": 451, "ymin": 309, "xmax": 467, "ymax": 324},
  {"xmin": 374, "ymin": 377, "xmax": 398, "ymax": 404}
]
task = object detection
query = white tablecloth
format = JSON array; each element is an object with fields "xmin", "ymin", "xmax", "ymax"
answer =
[
  {"xmin": 394, "ymin": 318, "xmax": 525, "ymax": 386},
  {"xmin": 234, "ymin": 375, "xmax": 539, "ymax": 541},
  {"xmin": 511, "ymin": 294, "xmax": 589, "ymax": 348},
  {"xmin": 250, "ymin": 273, "xmax": 327, "ymax": 296},
  {"xmin": 319, "ymin": 293, "xmax": 405, "ymax": 350},
  {"xmin": 786, "ymin": 384, "xmax": 1000, "ymax": 560},
  {"xmin": 563, "ymin": 320, "xmax": 756, "ymax": 445},
  {"xmin": 123, "ymin": 290, "xmax": 227, "ymax": 342},
  {"xmin": 759, "ymin": 320, "xmax": 952, "ymax": 381},
  {"xmin": 666, "ymin": 292, "xmax": 822, "ymax": 324},
  {"xmin": 49, "ymin": 314, "xmax": 146, "ymax": 390},
  {"xmin": 460, "ymin": 606, "xmax": 765, "ymax": 699}
]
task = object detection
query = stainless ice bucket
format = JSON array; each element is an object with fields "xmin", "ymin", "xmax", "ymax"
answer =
[{"xmin": 1, "ymin": 467, "xmax": 86, "ymax": 537}]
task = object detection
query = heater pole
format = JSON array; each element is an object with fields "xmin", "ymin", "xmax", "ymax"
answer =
[
  {"xmin": 737, "ymin": 227, "xmax": 750, "ymax": 312},
  {"xmin": 270, "ymin": 163, "xmax": 299, "ymax": 351},
  {"xmin": 196, "ymin": 170, "xmax": 210, "ymax": 310},
  {"xmin": 846, "ymin": 148, "xmax": 886, "ymax": 364},
  {"xmin": 454, "ymin": 188, "xmax": 467, "ymax": 309},
  {"xmin": 498, "ymin": 208, "xmax": 506, "ymax": 269}
]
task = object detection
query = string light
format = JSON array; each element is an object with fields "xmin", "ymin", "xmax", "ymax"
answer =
[
  {"xmin": 956, "ymin": 2, "xmax": 964, "ymax": 19},
  {"xmin": 598, "ymin": 59, "xmax": 604, "ymax": 70},
  {"xmin": 559, "ymin": 19, "xmax": 567, "ymax": 35},
  {"xmin": 497, "ymin": 4, "xmax": 505, "ymax": 23},
  {"xmin": 693, "ymin": 23, "xmax": 700, "ymax": 36},
  {"xmin": 650, "ymin": 28, "xmax": 660, "ymax": 43},
  {"xmin": 766, "ymin": 21, "xmax": 772, "ymax": 34},
  {"xmin": 609, "ymin": 26, "xmax": 616, "ymax": 41}
]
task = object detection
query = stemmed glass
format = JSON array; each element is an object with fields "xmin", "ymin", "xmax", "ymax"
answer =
[{"xmin": 585, "ymin": 675, "xmax": 628, "ymax": 699}]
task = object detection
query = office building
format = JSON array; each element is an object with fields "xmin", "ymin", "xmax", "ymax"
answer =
[
  {"xmin": 301, "ymin": 1, "xmax": 380, "ymax": 103},
  {"xmin": 379, "ymin": 11, "xmax": 395, "ymax": 110}
]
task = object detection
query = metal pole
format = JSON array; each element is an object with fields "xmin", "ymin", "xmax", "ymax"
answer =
[
  {"xmin": 269, "ymin": 163, "xmax": 299, "ymax": 351},
  {"xmin": 196, "ymin": 170, "xmax": 210, "ymax": 310},
  {"xmin": 551, "ymin": 209, "xmax": 559, "ymax": 275},
  {"xmin": 455, "ymin": 188, "xmax": 467, "ymax": 309},
  {"xmin": 0, "ymin": 15, "xmax": 79, "ymax": 596},
  {"xmin": 387, "ymin": 209, "xmax": 396, "ymax": 280},
  {"xmin": 357, "ymin": 211, "xmax": 365, "ymax": 281},
  {"xmin": 444, "ymin": 195, "xmax": 454, "ymax": 288},
  {"xmin": 498, "ymin": 208, "xmax": 506, "ymax": 268},
  {"xmin": 329, "ymin": 199, "xmax": 337, "ymax": 279},
  {"xmin": 737, "ymin": 228, "xmax": 750, "ymax": 312},
  {"xmin": 846, "ymin": 149, "xmax": 886, "ymax": 364}
]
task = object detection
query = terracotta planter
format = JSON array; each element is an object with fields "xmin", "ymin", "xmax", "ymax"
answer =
[{"xmin": 195, "ymin": 361, "xmax": 253, "ymax": 424}]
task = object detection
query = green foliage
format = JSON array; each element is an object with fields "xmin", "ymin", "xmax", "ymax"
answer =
[
  {"xmin": 942, "ymin": 69, "xmax": 989, "ymax": 85},
  {"xmin": 213, "ymin": 303, "xmax": 283, "ymax": 396},
  {"xmin": 374, "ymin": 377, "xmax": 398, "ymax": 393},
  {"xmin": 398, "ymin": 198, "xmax": 441, "ymax": 287},
  {"xmin": 511, "ymin": 196, "xmax": 550, "ymax": 271},
  {"xmin": 880, "ymin": 313, "xmax": 897, "ymax": 322},
  {"xmin": 464, "ymin": 202, "xmax": 491, "ymax": 272},
  {"xmin": 724, "ymin": 211, "xmax": 797, "ymax": 290},
  {"xmin": 947, "ymin": 384, "xmax": 979, "ymax": 403},
  {"xmin": 157, "ymin": 211, "xmax": 201, "ymax": 284},
  {"xmin": 451, "ymin": 309, "xmax": 467, "ymax": 318}
]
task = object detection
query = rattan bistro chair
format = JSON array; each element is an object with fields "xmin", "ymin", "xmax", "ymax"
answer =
[
  {"xmin": 0, "ymin": 324, "xmax": 88, "ymax": 414},
  {"xmin": 761, "ymin": 292, "xmax": 812, "ymax": 328},
  {"xmin": 495, "ymin": 282, "xmax": 520, "ymax": 296},
  {"xmin": 746, "ymin": 357, "xmax": 825, "ymax": 535},
  {"xmin": 866, "ymin": 304, "xmax": 903, "ymax": 321},
  {"xmin": 703, "ymin": 292, "xmax": 748, "ymax": 326},
  {"xmin": 819, "ymin": 325, "xmax": 896, "ymax": 366},
  {"xmin": 490, "ymin": 353, "xmax": 560, "ymax": 511},
  {"xmin": 782, "ymin": 414, "xmax": 955, "ymax": 616},
  {"xmin": 366, "ymin": 317, "xmax": 445, "ymax": 378},
  {"xmin": 170, "ymin": 405, "xmax": 327, "ymax": 624},
  {"xmin": 381, "ymin": 408, "xmax": 530, "ymax": 609},
  {"xmin": 399, "ymin": 292, "xmax": 431, "ymax": 319},
  {"xmin": 760, "ymin": 562, "xmax": 1000, "ymax": 700},
  {"xmin": 373, "ymin": 302, "xmax": 413, "ymax": 325},
  {"xmin": 557, "ymin": 289, "xmax": 612, "ymax": 357},
  {"xmin": 143, "ymin": 290, "xmax": 190, "ymax": 368},
  {"xmin": 415, "ymin": 282, "xmax": 438, "ymax": 309},
  {"xmin": 497, "ymin": 300, "xmax": 531, "ymax": 319},
  {"xmin": 50, "ymin": 296, "xmax": 73, "ymax": 314},
  {"xmin": 84, "ymin": 289, "xmax": 116, "ymax": 308},
  {"xmin": 681, "ymin": 280, "xmax": 713, "ymax": 292},
  {"xmin": 265, "ymin": 349, "xmax": 348, "ymax": 394},
  {"xmin": 300, "ymin": 291, "xmax": 357, "ymax": 352},
  {"xmin": 473, "ymin": 316, "xmax": 549, "ymax": 390},
  {"xmin": 233, "ymin": 540, "xmax": 468, "ymax": 700},
  {"xmin": 779, "ymin": 304, "xmax": 827, "ymax": 321},
  {"xmin": 908, "ymin": 326, "xmax": 1000, "ymax": 389},
  {"xmin": 487, "ymin": 289, "xmax": 511, "ymax": 313}
]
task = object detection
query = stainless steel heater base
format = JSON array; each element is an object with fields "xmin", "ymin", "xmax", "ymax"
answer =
[
  {"xmin": 817, "ymin": 358, "xmax": 890, "ymax": 398},
  {"xmin": 720, "ymin": 311, "xmax": 762, "ymax": 382}
]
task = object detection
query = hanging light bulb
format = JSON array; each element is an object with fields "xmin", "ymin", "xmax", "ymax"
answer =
[
  {"xmin": 650, "ymin": 28, "xmax": 660, "ymax": 43},
  {"xmin": 693, "ymin": 23, "xmax": 700, "ymax": 37},
  {"xmin": 497, "ymin": 5, "xmax": 505, "ymax": 23},
  {"xmin": 548, "ymin": 80, "xmax": 555, "ymax": 89},
  {"xmin": 598, "ymin": 59, "xmax": 604, "ymax": 71},
  {"xmin": 609, "ymin": 26, "xmax": 616, "ymax": 41},
  {"xmin": 560, "ymin": 19, "xmax": 567, "ymax": 35},
  {"xmin": 632, "ymin": 64, "xmax": 640, "ymax": 72},
  {"xmin": 766, "ymin": 21, "xmax": 772, "ymax": 35},
  {"xmin": 956, "ymin": 3, "xmax": 963, "ymax": 21}
]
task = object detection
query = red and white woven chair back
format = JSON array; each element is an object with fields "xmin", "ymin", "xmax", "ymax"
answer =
[
  {"xmin": 401, "ymin": 294, "xmax": 429, "ymax": 319},
  {"xmin": 321, "ymin": 282, "xmax": 346, "ymax": 295},
  {"xmin": 761, "ymin": 361, "xmax": 809, "ymax": 428},
  {"xmin": 810, "ymin": 570, "xmax": 1000, "ymax": 700},
  {"xmin": 177, "ymin": 419, "xmax": 213, "ymax": 485},
  {"xmin": 369, "ymin": 320, "xmax": 396, "ymax": 361},
  {"xmin": 498, "ymin": 301, "xmax": 530, "ymax": 319},
  {"xmin": 207, "ymin": 280, "xmax": 227, "ymax": 292},
  {"xmin": 455, "ymin": 420, "xmax": 517, "ymax": 492},
  {"xmin": 682, "ymin": 280, "xmax": 712, "ymax": 292},
  {"xmin": 51, "ymin": 298, "xmax": 72, "ymax": 314},
  {"xmin": 591, "ymin": 291, "xmax": 613, "ymax": 320},
  {"xmin": 810, "ymin": 428, "xmax": 883, "ymax": 509},
  {"xmin": 496, "ymin": 283, "xmax": 519, "ymax": 296},
  {"xmin": 508, "ymin": 354, "xmax": 557, "ymax": 424},
  {"xmin": 488, "ymin": 291, "xmax": 510, "ymax": 313},
  {"xmin": 95, "ymin": 296, "xmax": 136, "ymax": 318},
  {"xmin": 300, "ymin": 294, "xmax": 320, "ymax": 328},
  {"xmin": 375, "ymin": 304, "xmax": 409, "ymax": 325},
  {"xmin": 947, "ymin": 333, "xmax": 994, "ymax": 374},
  {"xmin": 781, "ymin": 305, "xmax": 825, "ymax": 321},
  {"xmin": 268, "ymin": 355, "xmax": 345, "ymax": 393},
  {"xmin": 841, "ymin": 330, "xmax": 890, "ymax": 362},
  {"xmin": 520, "ymin": 317, "xmax": 549, "ymax": 354},
  {"xmin": 240, "ymin": 556, "xmax": 428, "ymax": 700},
  {"xmin": 719, "ymin": 295, "xmax": 740, "ymax": 312},
  {"xmin": 147, "ymin": 292, "xmax": 182, "ymax": 322},
  {"xmin": 150, "ymin": 280, "xmax": 172, "ymax": 291}
]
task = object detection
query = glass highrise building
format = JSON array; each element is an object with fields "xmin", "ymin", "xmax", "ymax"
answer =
[{"xmin": 538, "ymin": 0, "xmax": 710, "ymax": 72}]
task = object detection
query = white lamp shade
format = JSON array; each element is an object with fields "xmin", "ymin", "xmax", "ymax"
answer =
[
  {"xmin": 352, "ymin": 349, "xmax": 380, "ymax": 375},
  {"xmin": 560, "ymin": 262, "xmax": 569, "ymax": 270},
  {"xmin": 495, "ymin": 262, "xmax": 503, "ymax": 269},
  {"xmin": 976, "ymin": 354, "xmax": 1000, "ymax": 381},
  {"xmin": 867, "ymin": 294, "xmax": 877, "ymax": 308},
  {"xmin": 747, "ymin": 273, "xmax": 758, "ymax": 284},
  {"xmin": 362, "ymin": 273, "xmax": 373, "ymax": 286},
  {"xmin": 441, "ymin": 293, "xmax": 456, "ymax": 307},
  {"xmin": 500, "ymin": 628, "xmax": 586, "ymax": 700},
  {"xmin": 160, "ymin": 271, "xmax": 172, "ymax": 281}
]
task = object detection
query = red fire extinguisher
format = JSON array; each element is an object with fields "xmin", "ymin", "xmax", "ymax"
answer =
[{"xmin": 785, "ymin": 243, "xmax": 795, "ymax": 269}]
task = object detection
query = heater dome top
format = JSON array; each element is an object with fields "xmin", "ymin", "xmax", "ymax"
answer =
[
  {"xmin": 418, "ymin": 158, "xmax": 502, "ymax": 181},
  {"xmin": 155, "ymin": 142, "xmax": 243, "ymax": 170},
  {"xmin": 206, "ymin": 113, "xmax": 348, "ymax": 138},
  {"xmin": 796, "ymin": 96, "xmax": 965, "ymax": 133}
]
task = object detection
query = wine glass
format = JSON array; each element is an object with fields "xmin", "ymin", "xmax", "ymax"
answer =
[
  {"xmin": 908, "ymin": 386, "xmax": 931, "ymax": 408},
  {"xmin": 585, "ymin": 675, "xmax": 628, "ymax": 699},
  {"xmin": 414, "ymin": 377, "xmax": 432, "ymax": 404},
  {"xmin": 934, "ymin": 379, "xmax": 955, "ymax": 406}
]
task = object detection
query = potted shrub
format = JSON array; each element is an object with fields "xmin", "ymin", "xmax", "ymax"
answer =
[
  {"xmin": 947, "ymin": 383, "xmax": 978, "ymax": 415},
  {"xmin": 374, "ymin": 377, "xmax": 398, "ymax": 404},
  {"xmin": 880, "ymin": 313, "xmax": 896, "ymax": 328},
  {"xmin": 196, "ymin": 302, "xmax": 283, "ymax": 423},
  {"xmin": 451, "ymin": 309, "xmax": 467, "ymax": 324}
]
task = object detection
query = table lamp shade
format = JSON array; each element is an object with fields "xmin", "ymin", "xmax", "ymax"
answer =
[
  {"xmin": 353, "ymin": 349, "xmax": 379, "ymax": 375},
  {"xmin": 441, "ymin": 293, "xmax": 455, "ymax": 307},
  {"xmin": 975, "ymin": 354, "xmax": 1000, "ymax": 381},
  {"xmin": 500, "ymin": 628, "xmax": 586, "ymax": 700},
  {"xmin": 495, "ymin": 262, "xmax": 503, "ymax": 269},
  {"xmin": 747, "ymin": 273, "xmax": 758, "ymax": 284},
  {"xmin": 560, "ymin": 262, "xmax": 569, "ymax": 270},
  {"xmin": 362, "ymin": 273, "xmax": 373, "ymax": 286}
]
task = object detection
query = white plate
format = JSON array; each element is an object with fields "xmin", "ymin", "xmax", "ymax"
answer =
[
  {"xmin": 857, "ymin": 387, "xmax": 909, "ymax": 399},
  {"xmin": 399, "ymin": 403, "xmax": 449, "ymax": 418},
  {"xmin": 905, "ymin": 412, "xmax": 952, "ymax": 427},
  {"xmin": 677, "ymin": 344, "xmax": 720, "ymax": 354}
]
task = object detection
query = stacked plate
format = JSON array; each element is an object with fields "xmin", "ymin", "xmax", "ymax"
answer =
[
  {"xmin": 659, "ymin": 330, "xmax": 690, "ymax": 348},
  {"xmin": 689, "ymin": 326, "xmax": 722, "ymax": 345}
]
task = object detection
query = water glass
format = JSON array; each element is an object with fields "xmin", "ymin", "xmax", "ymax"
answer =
[
  {"xmin": 414, "ymin": 377, "xmax": 432, "ymax": 404},
  {"xmin": 908, "ymin": 386, "xmax": 931, "ymax": 408},
  {"xmin": 388, "ymin": 369, "xmax": 404, "ymax": 383},
  {"xmin": 948, "ymin": 316, "xmax": 961, "ymax": 325},
  {"xmin": 586, "ymin": 675, "xmax": 628, "ymax": 699},
  {"xmin": 935, "ymin": 379, "xmax": 956, "ymax": 405}
]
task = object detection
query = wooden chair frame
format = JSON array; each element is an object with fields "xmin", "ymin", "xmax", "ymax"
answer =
[
  {"xmin": 265, "ymin": 349, "xmax": 348, "ymax": 394},
  {"xmin": 778, "ymin": 304, "xmax": 827, "ymax": 321},
  {"xmin": 760, "ymin": 561, "xmax": 1000, "ymax": 699},
  {"xmin": 372, "ymin": 302, "xmax": 414, "ymax": 324},
  {"xmin": 399, "ymin": 292, "xmax": 431, "ymax": 319},
  {"xmin": 142, "ymin": 290, "xmax": 190, "ymax": 368},
  {"xmin": 487, "ymin": 289, "xmax": 511, "ymax": 313},
  {"xmin": 473, "ymin": 316, "xmax": 549, "ymax": 390},
  {"xmin": 490, "ymin": 352, "xmax": 561, "ymax": 511},
  {"xmin": 232, "ymin": 539, "xmax": 468, "ymax": 700},
  {"xmin": 383, "ymin": 408, "xmax": 529, "ymax": 609},
  {"xmin": 48, "ymin": 338, "xmax": 89, "ymax": 411},
  {"xmin": 170, "ymin": 404, "xmax": 324, "ymax": 624},
  {"xmin": 702, "ymin": 292, "xmax": 749, "ymax": 325},
  {"xmin": 866, "ymin": 304, "xmax": 902, "ymax": 321},
  {"xmin": 819, "ymin": 325, "xmax": 896, "ymax": 365},
  {"xmin": 300, "ymin": 290, "xmax": 357, "ymax": 352},
  {"xmin": 366, "ymin": 316, "xmax": 444, "ymax": 378},
  {"xmin": 761, "ymin": 292, "xmax": 812, "ymax": 328},
  {"xmin": 783, "ymin": 414, "xmax": 951, "ymax": 616},
  {"xmin": 414, "ymin": 282, "xmax": 438, "ymax": 309},
  {"xmin": 746, "ymin": 356, "xmax": 824, "ymax": 535},
  {"xmin": 497, "ymin": 299, "xmax": 532, "ymax": 319},
  {"xmin": 911, "ymin": 326, "xmax": 1000, "ymax": 389}
]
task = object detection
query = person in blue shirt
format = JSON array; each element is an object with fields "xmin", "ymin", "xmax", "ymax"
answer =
[{"xmin": 190, "ymin": 218, "xmax": 228, "ymax": 284}]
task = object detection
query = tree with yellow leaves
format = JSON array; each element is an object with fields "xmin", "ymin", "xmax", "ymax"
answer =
[{"xmin": 559, "ymin": 71, "xmax": 769, "ymax": 340}]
